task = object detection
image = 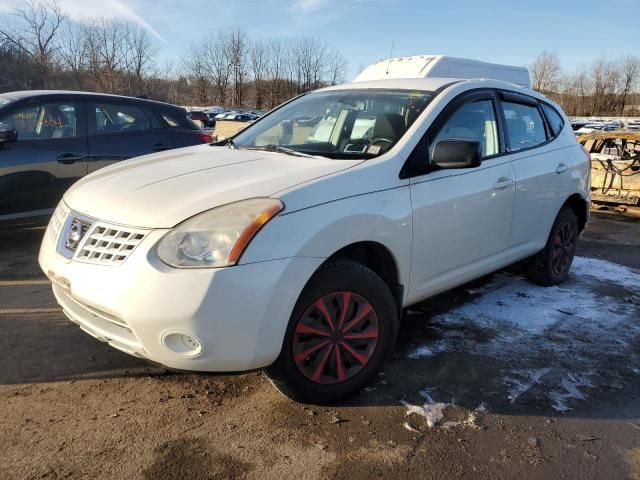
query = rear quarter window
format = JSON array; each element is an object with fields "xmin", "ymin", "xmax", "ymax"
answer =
[
  {"xmin": 161, "ymin": 110, "xmax": 200, "ymax": 130},
  {"xmin": 541, "ymin": 103, "xmax": 565, "ymax": 137}
]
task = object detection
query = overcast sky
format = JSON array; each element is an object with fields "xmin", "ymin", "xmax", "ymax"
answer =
[{"xmin": 2, "ymin": 0, "xmax": 639, "ymax": 79}]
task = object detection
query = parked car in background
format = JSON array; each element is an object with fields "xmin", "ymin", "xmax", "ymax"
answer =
[
  {"xmin": 187, "ymin": 110, "xmax": 214, "ymax": 128},
  {"xmin": 626, "ymin": 120, "xmax": 640, "ymax": 131},
  {"xmin": 205, "ymin": 112, "xmax": 218, "ymax": 127},
  {"xmin": 225, "ymin": 113, "xmax": 255, "ymax": 122},
  {"xmin": 39, "ymin": 56, "xmax": 590, "ymax": 402},
  {"xmin": 204, "ymin": 106, "xmax": 225, "ymax": 114},
  {"xmin": 0, "ymin": 90, "xmax": 212, "ymax": 227}
]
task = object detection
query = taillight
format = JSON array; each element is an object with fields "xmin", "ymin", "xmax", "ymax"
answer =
[{"xmin": 198, "ymin": 133, "xmax": 213, "ymax": 144}]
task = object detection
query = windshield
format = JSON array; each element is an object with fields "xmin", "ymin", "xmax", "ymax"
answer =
[
  {"xmin": 0, "ymin": 95, "xmax": 16, "ymax": 107},
  {"xmin": 233, "ymin": 89, "xmax": 434, "ymax": 159}
]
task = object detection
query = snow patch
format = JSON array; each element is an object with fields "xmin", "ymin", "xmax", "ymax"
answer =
[
  {"xmin": 407, "ymin": 341, "xmax": 449, "ymax": 359},
  {"xmin": 403, "ymin": 422, "xmax": 420, "ymax": 433},
  {"xmin": 549, "ymin": 374, "xmax": 594, "ymax": 412},
  {"xmin": 572, "ymin": 257, "xmax": 640, "ymax": 293},
  {"xmin": 401, "ymin": 390, "xmax": 449, "ymax": 428},
  {"xmin": 505, "ymin": 368, "xmax": 551, "ymax": 404},
  {"xmin": 404, "ymin": 256, "xmax": 640, "ymax": 413}
]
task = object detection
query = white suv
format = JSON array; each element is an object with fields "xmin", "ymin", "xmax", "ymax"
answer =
[{"xmin": 39, "ymin": 59, "xmax": 590, "ymax": 402}]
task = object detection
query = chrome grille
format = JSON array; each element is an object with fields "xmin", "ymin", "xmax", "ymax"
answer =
[
  {"xmin": 48, "ymin": 202, "xmax": 69, "ymax": 243},
  {"xmin": 75, "ymin": 223, "xmax": 147, "ymax": 266}
]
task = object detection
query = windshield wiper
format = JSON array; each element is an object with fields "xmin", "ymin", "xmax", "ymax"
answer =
[
  {"xmin": 211, "ymin": 138, "xmax": 236, "ymax": 149},
  {"xmin": 245, "ymin": 145, "xmax": 321, "ymax": 158}
]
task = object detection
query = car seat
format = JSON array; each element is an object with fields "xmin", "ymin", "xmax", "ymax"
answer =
[
  {"xmin": 372, "ymin": 113, "xmax": 405, "ymax": 142},
  {"xmin": 506, "ymin": 118, "xmax": 528, "ymax": 148}
]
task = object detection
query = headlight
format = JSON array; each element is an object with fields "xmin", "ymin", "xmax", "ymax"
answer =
[{"xmin": 157, "ymin": 198, "xmax": 284, "ymax": 268}]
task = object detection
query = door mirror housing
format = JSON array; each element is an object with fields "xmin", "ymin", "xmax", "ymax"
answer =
[
  {"xmin": 0, "ymin": 127, "xmax": 18, "ymax": 144},
  {"xmin": 432, "ymin": 139, "xmax": 481, "ymax": 169}
]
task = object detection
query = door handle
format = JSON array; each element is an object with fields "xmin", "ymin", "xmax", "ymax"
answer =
[
  {"xmin": 493, "ymin": 177, "xmax": 514, "ymax": 190},
  {"xmin": 556, "ymin": 163, "xmax": 569, "ymax": 174},
  {"xmin": 56, "ymin": 153, "xmax": 86, "ymax": 164},
  {"xmin": 152, "ymin": 143, "xmax": 172, "ymax": 152}
]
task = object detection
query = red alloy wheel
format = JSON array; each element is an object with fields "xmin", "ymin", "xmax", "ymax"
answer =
[
  {"xmin": 552, "ymin": 221, "xmax": 576, "ymax": 276},
  {"xmin": 292, "ymin": 291, "xmax": 380, "ymax": 385}
]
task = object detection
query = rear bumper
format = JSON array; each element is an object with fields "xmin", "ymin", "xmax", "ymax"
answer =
[{"xmin": 39, "ymin": 226, "xmax": 322, "ymax": 371}]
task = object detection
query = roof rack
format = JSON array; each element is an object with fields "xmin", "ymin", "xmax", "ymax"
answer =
[{"xmin": 354, "ymin": 55, "xmax": 531, "ymax": 88}]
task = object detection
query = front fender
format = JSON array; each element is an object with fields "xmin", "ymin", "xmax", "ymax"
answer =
[{"xmin": 240, "ymin": 186, "xmax": 413, "ymax": 298}]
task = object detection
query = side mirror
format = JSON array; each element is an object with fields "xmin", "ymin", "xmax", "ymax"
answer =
[
  {"xmin": 432, "ymin": 139, "xmax": 481, "ymax": 169},
  {"xmin": 0, "ymin": 127, "xmax": 17, "ymax": 144}
]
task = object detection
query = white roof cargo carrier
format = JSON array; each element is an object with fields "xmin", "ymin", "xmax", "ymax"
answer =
[{"xmin": 354, "ymin": 55, "xmax": 531, "ymax": 88}]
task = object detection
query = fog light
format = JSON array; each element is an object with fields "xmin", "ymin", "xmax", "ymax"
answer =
[{"xmin": 162, "ymin": 332, "xmax": 203, "ymax": 357}]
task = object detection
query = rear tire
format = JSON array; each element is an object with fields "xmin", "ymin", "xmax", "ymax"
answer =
[
  {"xmin": 527, "ymin": 207, "xmax": 579, "ymax": 286},
  {"xmin": 266, "ymin": 259, "xmax": 398, "ymax": 404}
]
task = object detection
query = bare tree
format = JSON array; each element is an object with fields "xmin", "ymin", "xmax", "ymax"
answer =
[
  {"xmin": 123, "ymin": 23, "xmax": 157, "ymax": 95},
  {"xmin": 183, "ymin": 41, "xmax": 211, "ymax": 104},
  {"xmin": 206, "ymin": 33, "xmax": 232, "ymax": 105},
  {"xmin": 225, "ymin": 28, "xmax": 249, "ymax": 107},
  {"xmin": 619, "ymin": 56, "xmax": 640, "ymax": 115},
  {"xmin": 530, "ymin": 51, "xmax": 561, "ymax": 93},
  {"xmin": 0, "ymin": 0, "xmax": 65, "ymax": 87},
  {"xmin": 265, "ymin": 38, "xmax": 286, "ymax": 107},
  {"xmin": 326, "ymin": 47, "xmax": 348, "ymax": 85},
  {"xmin": 250, "ymin": 39, "xmax": 268, "ymax": 109},
  {"xmin": 591, "ymin": 57, "xmax": 621, "ymax": 115},
  {"xmin": 58, "ymin": 20, "xmax": 86, "ymax": 86},
  {"xmin": 559, "ymin": 67, "xmax": 592, "ymax": 116}
]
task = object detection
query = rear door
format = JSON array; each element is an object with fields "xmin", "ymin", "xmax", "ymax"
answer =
[
  {"xmin": 498, "ymin": 92, "xmax": 573, "ymax": 262},
  {"xmin": 408, "ymin": 90, "xmax": 515, "ymax": 301},
  {"xmin": 87, "ymin": 100, "xmax": 173, "ymax": 174},
  {"xmin": 0, "ymin": 98, "xmax": 87, "ymax": 221}
]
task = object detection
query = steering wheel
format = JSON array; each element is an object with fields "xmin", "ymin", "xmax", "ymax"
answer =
[{"xmin": 369, "ymin": 137, "xmax": 395, "ymax": 146}]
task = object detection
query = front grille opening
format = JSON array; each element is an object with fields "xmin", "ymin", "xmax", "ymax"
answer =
[{"xmin": 73, "ymin": 221, "xmax": 148, "ymax": 266}]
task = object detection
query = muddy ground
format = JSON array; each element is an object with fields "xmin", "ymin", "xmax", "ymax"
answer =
[{"xmin": 1, "ymin": 212, "xmax": 639, "ymax": 480}]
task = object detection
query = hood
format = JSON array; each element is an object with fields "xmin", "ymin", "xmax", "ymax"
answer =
[{"xmin": 64, "ymin": 145, "xmax": 362, "ymax": 228}]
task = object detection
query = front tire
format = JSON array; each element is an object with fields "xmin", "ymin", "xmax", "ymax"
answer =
[
  {"xmin": 266, "ymin": 259, "xmax": 398, "ymax": 404},
  {"xmin": 527, "ymin": 207, "xmax": 579, "ymax": 286}
]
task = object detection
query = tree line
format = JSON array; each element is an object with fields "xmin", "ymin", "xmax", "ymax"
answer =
[
  {"xmin": 530, "ymin": 51, "xmax": 640, "ymax": 117},
  {"xmin": 0, "ymin": 0, "xmax": 348, "ymax": 108},
  {"xmin": 2, "ymin": 1, "xmax": 639, "ymax": 116}
]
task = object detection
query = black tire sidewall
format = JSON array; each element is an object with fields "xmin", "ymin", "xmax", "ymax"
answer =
[
  {"xmin": 271, "ymin": 261, "xmax": 398, "ymax": 403},
  {"xmin": 544, "ymin": 208, "xmax": 579, "ymax": 284}
]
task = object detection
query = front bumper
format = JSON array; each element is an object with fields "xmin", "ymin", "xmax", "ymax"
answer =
[{"xmin": 39, "ymin": 223, "xmax": 322, "ymax": 371}]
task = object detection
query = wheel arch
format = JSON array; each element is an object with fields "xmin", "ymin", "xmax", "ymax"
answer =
[
  {"xmin": 562, "ymin": 193, "xmax": 589, "ymax": 233},
  {"xmin": 324, "ymin": 241, "xmax": 404, "ymax": 311}
]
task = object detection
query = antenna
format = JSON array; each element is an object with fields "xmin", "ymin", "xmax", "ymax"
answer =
[{"xmin": 385, "ymin": 40, "xmax": 395, "ymax": 75}]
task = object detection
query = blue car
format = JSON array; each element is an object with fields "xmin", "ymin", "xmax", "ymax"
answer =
[{"xmin": 0, "ymin": 90, "xmax": 211, "ymax": 227}]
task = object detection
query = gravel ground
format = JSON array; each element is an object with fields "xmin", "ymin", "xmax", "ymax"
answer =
[{"xmin": 1, "ymin": 212, "xmax": 639, "ymax": 480}]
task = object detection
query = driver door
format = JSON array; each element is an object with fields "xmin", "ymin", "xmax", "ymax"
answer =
[
  {"xmin": 407, "ymin": 91, "xmax": 516, "ymax": 302},
  {"xmin": 0, "ymin": 99, "xmax": 87, "ymax": 222}
]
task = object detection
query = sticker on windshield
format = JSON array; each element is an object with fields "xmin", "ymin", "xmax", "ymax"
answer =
[{"xmin": 366, "ymin": 144, "xmax": 382, "ymax": 155}]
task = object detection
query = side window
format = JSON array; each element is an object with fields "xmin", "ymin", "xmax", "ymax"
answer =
[
  {"xmin": 163, "ymin": 110, "xmax": 200, "ymax": 130},
  {"xmin": 501, "ymin": 101, "xmax": 547, "ymax": 151},
  {"xmin": 0, "ymin": 102, "xmax": 79, "ymax": 140},
  {"xmin": 541, "ymin": 103, "xmax": 564, "ymax": 137},
  {"xmin": 89, "ymin": 102, "xmax": 151, "ymax": 135},
  {"xmin": 161, "ymin": 113, "xmax": 179, "ymax": 127},
  {"xmin": 431, "ymin": 99, "xmax": 499, "ymax": 158}
]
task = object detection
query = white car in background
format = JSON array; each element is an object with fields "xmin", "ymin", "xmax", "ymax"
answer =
[{"xmin": 39, "ymin": 56, "xmax": 590, "ymax": 402}]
